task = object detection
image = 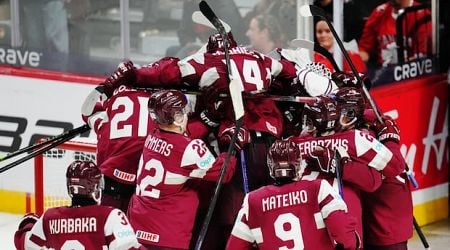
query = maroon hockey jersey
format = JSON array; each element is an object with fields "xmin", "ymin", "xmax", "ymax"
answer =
[
  {"xmin": 362, "ymin": 173, "xmax": 413, "ymax": 245},
  {"xmin": 134, "ymin": 47, "xmax": 298, "ymax": 137},
  {"xmin": 25, "ymin": 205, "xmax": 139, "ymax": 249},
  {"xmin": 290, "ymin": 129, "xmax": 406, "ymax": 242},
  {"xmin": 86, "ymin": 86, "xmax": 153, "ymax": 185},
  {"xmin": 226, "ymin": 179, "xmax": 359, "ymax": 250},
  {"xmin": 291, "ymin": 129, "xmax": 406, "ymax": 179},
  {"xmin": 127, "ymin": 128, "xmax": 236, "ymax": 249}
]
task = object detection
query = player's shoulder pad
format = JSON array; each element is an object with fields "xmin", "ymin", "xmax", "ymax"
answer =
[{"xmin": 180, "ymin": 139, "xmax": 215, "ymax": 169}]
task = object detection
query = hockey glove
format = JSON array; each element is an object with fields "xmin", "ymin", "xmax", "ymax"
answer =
[
  {"xmin": 218, "ymin": 124, "xmax": 251, "ymax": 152},
  {"xmin": 331, "ymin": 71, "xmax": 372, "ymax": 90},
  {"xmin": 305, "ymin": 146, "xmax": 341, "ymax": 177},
  {"xmin": 373, "ymin": 115, "xmax": 400, "ymax": 144},
  {"xmin": 102, "ymin": 60, "xmax": 136, "ymax": 97},
  {"xmin": 199, "ymin": 85, "xmax": 229, "ymax": 128}
]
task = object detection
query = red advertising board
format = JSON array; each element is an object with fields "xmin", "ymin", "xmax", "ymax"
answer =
[{"xmin": 370, "ymin": 74, "xmax": 448, "ymax": 190}]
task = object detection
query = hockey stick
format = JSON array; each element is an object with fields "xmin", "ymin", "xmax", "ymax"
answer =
[
  {"xmin": 136, "ymin": 86, "xmax": 318, "ymax": 103},
  {"xmin": 300, "ymin": 7, "xmax": 428, "ymax": 247},
  {"xmin": 300, "ymin": 5, "xmax": 382, "ymax": 123},
  {"xmin": 299, "ymin": 4, "xmax": 420, "ymax": 193},
  {"xmin": 195, "ymin": 2, "xmax": 245, "ymax": 249},
  {"xmin": 240, "ymin": 150, "xmax": 250, "ymax": 194},
  {"xmin": 0, "ymin": 124, "xmax": 90, "ymax": 163},
  {"xmin": 291, "ymin": 38, "xmax": 342, "ymax": 72},
  {"xmin": 299, "ymin": 6, "xmax": 429, "ymax": 247},
  {"xmin": 334, "ymin": 148, "xmax": 344, "ymax": 199},
  {"xmin": 314, "ymin": 43, "xmax": 342, "ymax": 72},
  {"xmin": 0, "ymin": 125, "xmax": 90, "ymax": 174},
  {"xmin": 413, "ymin": 217, "xmax": 430, "ymax": 249},
  {"xmin": 194, "ymin": 0, "xmax": 251, "ymax": 198}
]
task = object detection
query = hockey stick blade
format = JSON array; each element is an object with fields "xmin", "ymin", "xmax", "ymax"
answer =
[
  {"xmin": 192, "ymin": 11, "xmax": 231, "ymax": 32},
  {"xmin": 199, "ymin": 1, "xmax": 226, "ymax": 34},
  {"xmin": 230, "ymin": 77, "xmax": 244, "ymax": 120},
  {"xmin": 300, "ymin": 4, "xmax": 326, "ymax": 18}
]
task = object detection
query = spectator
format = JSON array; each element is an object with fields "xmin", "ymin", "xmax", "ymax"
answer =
[
  {"xmin": 0, "ymin": 0, "xmax": 10, "ymax": 46},
  {"xmin": 246, "ymin": 14, "xmax": 285, "ymax": 54},
  {"xmin": 358, "ymin": 0, "xmax": 432, "ymax": 66},
  {"xmin": 314, "ymin": 18, "xmax": 367, "ymax": 73},
  {"xmin": 278, "ymin": 0, "xmax": 297, "ymax": 42},
  {"xmin": 167, "ymin": 0, "xmax": 244, "ymax": 57},
  {"xmin": 20, "ymin": 0, "xmax": 69, "ymax": 53},
  {"xmin": 65, "ymin": 0, "xmax": 91, "ymax": 57},
  {"xmin": 343, "ymin": 0, "xmax": 386, "ymax": 42}
]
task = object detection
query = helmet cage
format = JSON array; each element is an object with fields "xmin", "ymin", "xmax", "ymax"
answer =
[
  {"xmin": 332, "ymin": 87, "xmax": 365, "ymax": 127},
  {"xmin": 66, "ymin": 161, "xmax": 103, "ymax": 203},
  {"xmin": 302, "ymin": 96, "xmax": 340, "ymax": 134},
  {"xmin": 267, "ymin": 140, "xmax": 301, "ymax": 180},
  {"xmin": 148, "ymin": 90, "xmax": 189, "ymax": 125}
]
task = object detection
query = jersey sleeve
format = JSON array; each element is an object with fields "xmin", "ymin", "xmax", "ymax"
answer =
[
  {"xmin": 81, "ymin": 87, "xmax": 107, "ymax": 133},
  {"xmin": 342, "ymin": 160, "xmax": 383, "ymax": 192},
  {"xmin": 104, "ymin": 208, "xmax": 140, "ymax": 250},
  {"xmin": 24, "ymin": 216, "xmax": 47, "ymax": 250},
  {"xmin": 318, "ymin": 180, "xmax": 360, "ymax": 250},
  {"xmin": 14, "ymin": 223, "xmax": 35, "ymax": 250},
  {"xmin": 226, "ymin": 194, "xmax": 255, "ymax": 249},
  {"xmin": 353, "ymin": 130, "xmax": 405, "ymax": 177},
  {"xmin": 180, "ymin": 139, "xmax": 236, "ymax": 182},
  {"xmin": 134, "ymin": 57, "xmax": 184, "ymax": 88}
]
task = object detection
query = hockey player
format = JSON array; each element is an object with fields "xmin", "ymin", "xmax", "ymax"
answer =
[
  {"xmin": 226, "ymin": 139, "xmax": 360, "ymax": 250},
  {"xmin": 289, "ymin": 94, "xmax": 406, "ymax": 243},
  {"xmin": 81, "ymin": 63, "xmax": 213, "ymax": 212},
  {"xmin": 22, "ymin": 160, "xmax": 140, "ymax": 249},
  {"xmin": 97, "ymin": 32, "xmax": 352, "ymax": 248},
  {"xmin": 82, "ymin": 82, "xmax": 153, "ymax": 213},
  {"xmin": 332, "ymin": 87, "xmax": 414, "ymax": 250},
  {"xmin": 127, "ymin": 89, "xmax": 238, "ymax": 249}
]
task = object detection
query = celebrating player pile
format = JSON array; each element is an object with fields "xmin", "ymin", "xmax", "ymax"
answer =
[{"xmin": 14, "ymin": 2, "xmax": 415, "ymax": 249}]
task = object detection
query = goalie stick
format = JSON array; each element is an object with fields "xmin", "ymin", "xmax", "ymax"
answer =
[
  {"xmin": 195, "ymin": 1, "xmax": 245, "ymax": 249},
  {"xmin": 0, "ymin": 124, "xmax": 90, "ymax": 174}
]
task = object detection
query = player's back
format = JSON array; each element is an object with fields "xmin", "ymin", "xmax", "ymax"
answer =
[
  {"xmin": 246, "ymin": 179, "xmax": 338, "ymax": 250},
  {"xmin": 200, "ymin": 47, "xmax": 272, "ymax": 91},
  {"xmin": 30, "ymin": 205, "xmax": 116, "ymax": 249},
  {"xmin": 200, "ymin": 48, "xmax": 286, "ymax": 136},
  {"xmin": 97, "ymin": 86, "xmax": 154, "ymax": 184}
]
